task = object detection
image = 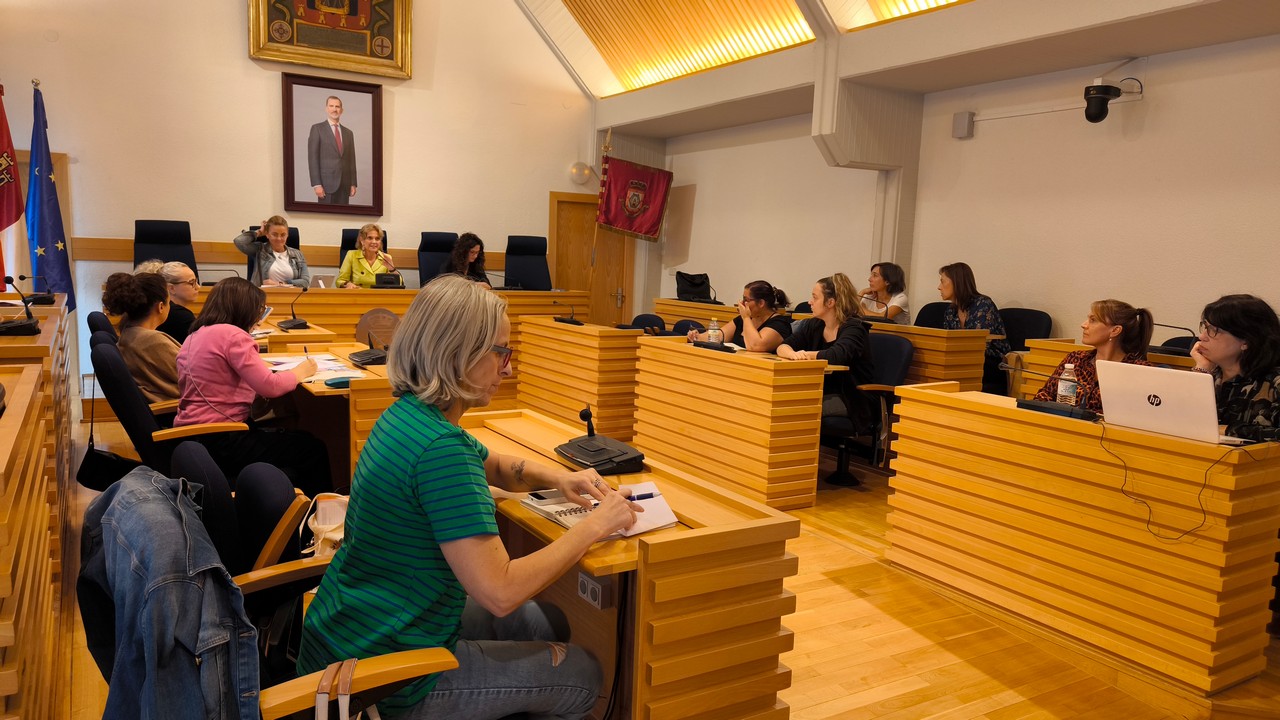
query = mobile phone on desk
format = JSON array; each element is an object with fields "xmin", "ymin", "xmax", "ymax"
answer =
[
  {"xmin": 257, "ymin": 305, "xmax": 273, "ymax": 326},
  {"xmin": 526, "ymin": 489, "xmax": 566, "ymax": 505}
]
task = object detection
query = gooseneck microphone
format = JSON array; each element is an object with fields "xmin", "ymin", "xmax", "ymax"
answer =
[
  {"xmin": 0, "ymin": 277, "xmax": 41, "ymax": 336},
  {"xmin": 579, "ymin": 404, "xmax": 596, "ymax": 438},
  {"xmin": 15, "ymin": 275, "xmax": 56, "ymax": 305},
  {"xmin": 552, "ymin": 299, "xmax": 583, "ymax": 325},
  {"xmin": 276, "ymin": 286, "xmax": 310, "ymax": 330},
  {"xmin": 1000, "ymin": 362, "xmax": 1097, "ymax": 421}
]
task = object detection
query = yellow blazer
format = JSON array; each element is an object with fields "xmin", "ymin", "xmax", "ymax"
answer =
[{"xmin": 336, "ymin": 250, "xmax": 394, "ymax": 288}]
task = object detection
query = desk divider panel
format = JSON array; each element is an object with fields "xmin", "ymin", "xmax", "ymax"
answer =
[
  {"xmin": 867, "ymin": 324, "xmax": 988, "ymax": 391},
  {"xmin": 632, "ymin": 338, "xmax": 824, "ymax": 510},
  {"xmin": 1019, "ymin": 337, "xmax": 1197, "ymax": 400},
  {"xmin": 886, "ymin": 383, "xmax": 1280, "ymax": 695},
  {"xmin": 651, "ymin": 298, "xmax": 733, "ymax": 332}
]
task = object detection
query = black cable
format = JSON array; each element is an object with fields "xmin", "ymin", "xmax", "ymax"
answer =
[
  {"xmin": 602, "ymin": 571, "xmax": 630, "ymax": 720},
  {"xmin": 1119, "ymin": 76, "xmax": 1145, "ymax": 94}
]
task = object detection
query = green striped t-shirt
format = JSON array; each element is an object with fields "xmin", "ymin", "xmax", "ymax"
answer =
[{"xmin": 297, "ymin": 394, "xmax": 496, "ymax": 714}]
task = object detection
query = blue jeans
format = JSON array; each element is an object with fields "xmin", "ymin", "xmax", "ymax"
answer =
[{"xmin": 395, "ymin": 600, "xmax": 601, "ymax": 720}]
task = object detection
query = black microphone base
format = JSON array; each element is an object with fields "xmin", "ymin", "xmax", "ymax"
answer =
[
  {"xmin": 553, "ymin": 316, "xmax": 584, "ymax": 325},
  {"xmin": 26, "ymin": 294, "xmax": 55, "ymax": 306},
  {"xmin": 1016, "ymin": 399, "xmax": 1098, "ymax": 422},
  {"xmin": 554, "ymin": 435, "xmax": 646, "ymax": 476},
  {"xmin": 276, "ymin": 318, "xmax": 310, "ymax": 330},
  {"xmin": 691, "ymin": 340, "xmax": 735, "ymax": 353},
  {"xmin": 0, "ymin": 319, "xmax": 40, "ymax": 336}
]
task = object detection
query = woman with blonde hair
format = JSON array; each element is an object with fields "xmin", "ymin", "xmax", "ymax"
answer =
[
  {"xmin": 778, "ymin": 272, "xmax": 874, "ymax": 423},
  {"xmin": 299, "ymin": 275, "xmax": 639, "ymax": 719},
  {"xmin": 233, "ymin": 215, "xmax": 311, "ymax": 288},
  {"xmin": 337, "ymin": 223, "xmax": 396, "ymax": 288},
  {"xmin": 1033, "ymin": 299, "xmax": 1153, "ymax": 413}
]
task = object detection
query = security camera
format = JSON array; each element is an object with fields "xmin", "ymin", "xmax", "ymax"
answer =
[{"xmin": 1084, "ymin": 84, "xmax": 1123, "ymax": 123}]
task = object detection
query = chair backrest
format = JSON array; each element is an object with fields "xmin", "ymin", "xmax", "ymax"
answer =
[
  {"xmin": 89, "ymin": 330, "xmax": 117, "ymax": 348},
  {"xmin": 235, "ymin": 462, "xmax": 304, "ymax": 571},
  {"xmin": 87, "ymin": 310, "xmax": 117, "ymax": 339},
  {"xmin": 1159, "ymin": 335, "xmax": 1196, "ymax": 351},
  {"xmin": 671, "ymin": 319, "xmax": 704, "ymax": 336},
  {"xmin": 914, "ymin": 301, "xmax": 949, "ymax": 328},
  {"xmin": 356, "ymin": 308, "xmax": 400, "ymax": 350},
  {"xmin": 867, "ymin": 333, "xmax": 915, "ymax": 387},
  {"xmin": 247, "ymin": 226, "xmax": 301, "ymax": 281},
  {"xmin": 171, "ymin": 441, "xmax": 243, "ymax": 572},
  {"xmin": 998, "ymin": 307, "xmax": 1053, "ymax": 352},
  {"xmin": 338, "ymin": 228, "xmax": 389, "ymax": 265},
  {"xmin": 503, "ymin": 235, "xmax": 552, "ymax": 291},
  {"xmin": 133, "ymin": 220, "xmax": 197, "ymax": 274},
  {"xmin": 90, "ymin": 342, "xmax": 165, "ymax": 471},
  {"xmin": 793, "ymin": 301, "xmax": 811, "ymax": 314},
  {"xmin": 626, "ymin": 313, "xmax": 665, "ymax": 334},
  {"xmin": 417, "ymin": 232, "xmax": 458, "ymax": 286}
]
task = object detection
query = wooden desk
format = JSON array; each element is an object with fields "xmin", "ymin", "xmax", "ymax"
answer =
[
  {"xmin": 515, "ymin": 318, "xmax": 643, "ymax": 441},
  {"xmin": 0, "ymin": 366, "xmax": 54, "ymax": 719},
  {"xmin": 1018, "ymin": 337, "xmax": 1197, "ymax": 399},
  {"xmin": 651, "ymin": 298, "xmax": 733, "ymax": 330},
  {"xmin": 257, "ymin": 321, "xmax": 338, "ymax": 352},
  {"xmin": 464, "ymin": 409, "xmax": 800, "ymax": 720},
  {"xmin": 865, "ymin": 323, "xmax": 988, "ymax": 391},
  {"xmin": 886, "ymin": 383, "xmax": 1280, "ymax": 695},
  {"xmin": 632, "ymin": 337, "xmax": 826, "ymax": 510}
]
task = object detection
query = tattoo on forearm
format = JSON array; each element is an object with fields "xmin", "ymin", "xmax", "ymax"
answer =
[{"xmin": 511, "ymin": 460, "xmax": 527, "ymax": 486}]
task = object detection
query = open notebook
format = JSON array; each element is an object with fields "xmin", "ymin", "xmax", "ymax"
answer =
[{"xmin": 519, "ymin": 482, "xmax": 678, "ymax": 538}]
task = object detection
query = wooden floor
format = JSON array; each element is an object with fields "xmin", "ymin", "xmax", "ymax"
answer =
[{"xmin": 63, "ymin": 421, "xmax": 1280, "ymax": 719}]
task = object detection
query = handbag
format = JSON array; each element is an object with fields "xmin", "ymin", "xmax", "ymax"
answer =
[
  {"xmin": 675, "ymin": 271, "xmax": 720, "ymax": 303},
  {"xmin": 76, "ymin": 378, "xmax": 140, "ymax": 491},
  {"xmin": 301, "ymin": 493, "xmax": 348, "ymax": 558}
]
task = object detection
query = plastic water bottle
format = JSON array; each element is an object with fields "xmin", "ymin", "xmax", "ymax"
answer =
[
  {"xmin": 1056, "ymin": 363, "xmax": 1079, "ymax": 405},
  {"xmin": 706, "ymin": 318, "xmax": 723, "ymax": 345}
]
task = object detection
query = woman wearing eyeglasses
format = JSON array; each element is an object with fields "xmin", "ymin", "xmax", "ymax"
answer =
[
  {"xmin": 299, "ymin": 275, "xmax": 640, "ymax": 720},
  {"xmin": 154, "ymin": 261, "xmax": 200, "ymax": 342},
  {"xmin": 1032, "ymin": 299, "xmax": 1154, "ymax": 414},
  {"xmin": 1190, "ymin": 294, "xmax": 1280, "ymax": 441},
  {"xmin": 686, "ymin": 280, "xmax": 792, "ymax": 352},
  {"xmin": 102, "ymin": 272, "xmax": 181, "ymax": 403}
]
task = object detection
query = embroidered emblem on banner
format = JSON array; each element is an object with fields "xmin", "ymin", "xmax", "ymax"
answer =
[{"xmin": 624, "ymin": 180, "xmax": 648, "ymax": 217}]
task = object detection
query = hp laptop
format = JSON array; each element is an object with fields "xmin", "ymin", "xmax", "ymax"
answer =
[{"xmin": 1095, "ymin": 361, "xmax": 1247, "ymax": 445}]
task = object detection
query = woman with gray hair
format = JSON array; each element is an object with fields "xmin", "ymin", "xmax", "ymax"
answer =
[
  {"xmin": 298, "ymin": 275, "xmax": 638, "ymax": 719},
  {"xmin": 152, "ymin": 260, "xmax": 199, "ymax": 342}
]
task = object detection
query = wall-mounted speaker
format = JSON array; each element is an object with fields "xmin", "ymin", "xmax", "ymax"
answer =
[{"xmin": 952, "ymin": 111, "xmax": 975, "ymax": 139}]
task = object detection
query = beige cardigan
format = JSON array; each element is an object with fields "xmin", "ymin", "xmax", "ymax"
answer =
[{"xmin": 117, "ymin": 326, "xmax": 181, "ymax": 403}]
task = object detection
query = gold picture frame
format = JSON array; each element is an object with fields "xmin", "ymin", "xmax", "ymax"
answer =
[{"xmin": 249, "ymin": 0, "xmax": 412, "ymax": 80}]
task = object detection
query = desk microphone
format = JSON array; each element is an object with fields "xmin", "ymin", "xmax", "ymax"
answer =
[
  {"xmin": 276, "ymin": 286, "xmax": 309, "ymax": 330},
  {"xmin": 580, "ymin": 405, "xmax": 596, "ymax": 437},
  {"xmin": 552, "ymin": 299, "xmax": 583, "ymax": 325},
  {"xmin": 0, "ymin": 277, "xmax": 41, "ymax": 336},
  {"xmin": 1153, "ymin": 321, "xmax": 1196, "ymax": 338},
  {"xmin": 1000, "ymin": 362, "xmax": 1096, "ymax": 421},
  {"xmin": 14, "ymin": 275, "xmax": 56, "ymax": 305},
  {"xmin": 199, "ymin": 268, "xmax": 240, "ymax": 287},
  {"xmin": 1150, "ymin": 321, "xmax": 1197, "ymax": 356}
]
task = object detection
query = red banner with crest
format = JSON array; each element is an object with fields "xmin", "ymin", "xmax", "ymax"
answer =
[{"xmin": 595, "ymin": 155, "xmax": 672, "ymax": 240}]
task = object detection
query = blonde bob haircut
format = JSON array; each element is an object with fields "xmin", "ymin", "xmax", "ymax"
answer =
[{"xmin": 388, "ymin": 274, "xmax": 508, "ymax": 410}]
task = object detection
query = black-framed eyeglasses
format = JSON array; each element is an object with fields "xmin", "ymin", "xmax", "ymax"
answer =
[
  {"xmin": 1199, "ymin": 321, "xmax": 1221, "ymax": 338},
  {"xmin": 491, "ymin": 344, "xmax": 513, "ymax": 369},
  {"xmin": 170, "ymin": 278, "xmax": 199, "ymax": 289}
]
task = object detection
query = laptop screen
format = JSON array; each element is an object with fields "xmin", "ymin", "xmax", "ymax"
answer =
[{"xmin": 1095, "ymin": 362, "xmax": 1222, "ymax": 443}]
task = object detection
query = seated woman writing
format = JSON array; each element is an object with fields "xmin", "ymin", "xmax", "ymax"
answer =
[
  {"xmin": 777, "ymin": 272, "xmax": 875, "ymax": 422},
  {"xmin": 101, "ymin": 272, "xmax": 181, "ymax": 403},
  {"xmin": 233, "ymin": 215, "xmax": 311, "ymax": 288},
  {"xmin": 174, "ymin": 277, "xmax": 330, "ymax": 496},
  {"xmin": 440, "ymin": 232, "xmax": 492, "ymax": 289},
  {"xmin": 938, "ymin": 262, "xmax": 1012, "ymax": 394},
  {"xmin": 687, "ymin": 280, "xmax": 792, "ymax": 352},
  {"xmin": 1191, "ymin": 294, "xmax": 1280, "ymax": 442},
  {"xmin": 858, "ymin": 262, "xmax": 911, "ymax": 325},
  {"xmin": 337, "ymin": 223, "xmax": 395, "ymax": 288},
  {"xmin": 1033, "ymin": 299, "xmax": 1153, "ymax": 414},
  {"xmin": 298, "ymin": 275, "xmax": 640, "ymax": 719}
]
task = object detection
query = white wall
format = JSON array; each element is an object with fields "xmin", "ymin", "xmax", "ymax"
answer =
[
  {"xmin": 913, "ymin": 35, "xmax": 1280, "ymax": 343},
  {"xmin": 660, "ymin": 114, "xmax": 880, "ymax": 310}
]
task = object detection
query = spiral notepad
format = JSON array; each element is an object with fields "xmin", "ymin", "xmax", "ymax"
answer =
[{"xmin": 520, "ymin": 482, "xmax": 678, "ymax": 537}]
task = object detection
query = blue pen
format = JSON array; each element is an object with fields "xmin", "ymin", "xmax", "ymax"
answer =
[{"xmin": 630, "ymin": 492, "xmax": 656, "ymax": 501}]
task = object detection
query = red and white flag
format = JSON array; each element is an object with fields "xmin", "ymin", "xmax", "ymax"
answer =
[
  {"xmin": 595, "ymin": 155, "xmax": 672, "ymax": 239},
  {"xmin": 0, "ymin": 85, "xmax": 22, "ymax": 233}
]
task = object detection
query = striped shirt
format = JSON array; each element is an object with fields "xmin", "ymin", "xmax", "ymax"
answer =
[{"xmin": 297, "ymin": 394, "xmax": 495, "ymax": 713}]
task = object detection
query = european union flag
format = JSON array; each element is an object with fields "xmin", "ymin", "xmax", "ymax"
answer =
[{"xmin": 25, "ymin": 87, "xmax": 75, "ymax": 311}]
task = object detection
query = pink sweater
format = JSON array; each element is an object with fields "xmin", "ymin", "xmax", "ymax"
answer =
[{"xmin": 174, "ymin": 324, "xmax": 298, "ymax": 426}]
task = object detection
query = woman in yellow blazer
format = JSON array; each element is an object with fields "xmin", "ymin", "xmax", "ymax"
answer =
[{"xmin": 337, "ymin": 223, "xmax": 396, "ymax": 288}]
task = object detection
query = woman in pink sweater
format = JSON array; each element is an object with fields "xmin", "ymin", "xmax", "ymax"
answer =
[{"xmin": 175, "ymin": 278, "xmax": 331, "ymax": 495}]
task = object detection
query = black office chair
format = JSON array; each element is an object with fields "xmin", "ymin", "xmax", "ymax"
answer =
[
  {"xmin": 793, "ymin": 301, "xmax": 811, "ymax": 314},
  {"xmin": 88, "ymin": 330, "xmax": 117, "ymax": 348},
  {"xmin": 1153, "ymin": 335, "xmax": 1196, "ymax": 358},
  {"xmin": 87, "ymin": 310, "xmax": 117, "ymax": 340},
  {"xmin": 820, "ymin": 333, "xmax": 914, "ymax": 486},
  {"xmin": 671, "ymin": 319, "xmax": 704, "ymax": 336},
  {"xmin": 90, "ymin": 342, "xmax": 248, "ymax": 476},
  {"xmin": 619, "ymin": 313, "xmax": 665, "ymax": 335},
  {"xmin": 246, "ymin": 225, "xmax": 301, "ymax": 281},
  {"xmin": 133, "ymin": 220, "xmax": 197, "ymax": 274},
  {"xmin": 338, "ymin": 228, "xmax": 389, "ymax": 266},
  {"xmin": 418, "ymin": 232, "xmax": 459, "ymax": 286},
  {"xmin": 999, "ymin": 308, "xmax": 1053, "ymax": 352},
  {"xmin": 914, "ymin": 302, "xmax": 948, "ymax": 328},
  {"xmin": 503, "ymin": 235, "xmax": 553, "ymax": 291}
]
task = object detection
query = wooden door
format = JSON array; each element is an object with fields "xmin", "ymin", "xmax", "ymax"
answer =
[{"xmin": 548, "ymin": 192, "xmax": 633, "ymax": 326}]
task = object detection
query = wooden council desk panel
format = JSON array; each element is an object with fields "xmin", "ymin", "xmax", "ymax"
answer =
[
  {"xmin": 885, "ymin": 383, "xmax": 1280, "ymax": 694},
  {"xmin": 515, "ymin": 318, "xmax": 643, "ymax": 441},
  {"xmin": 632, "ymin": 338, "xmax": 825, "ymax": 510},
  {"xmin": 463, "ymin": 409, "xmax": 799, "ymax": 720},
  {"xmin": 866, "ymin": 324, "xmax": 988, "ymax": 391},
  {"xmin": 1018, "ymin": 337, "xmax": 1197, "ymax": 400},
  {"xmin": 651, "ymin": 298, "xmax": 734, "ymax": 331}
]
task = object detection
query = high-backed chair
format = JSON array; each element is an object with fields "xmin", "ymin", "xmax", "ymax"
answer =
[
  {"xmin": 671, "ymin": 319, "xmax": 704, "ymax": 336},
  {"xmin": 999, "ymin": 308, "xmax": 1053, "ymax": 352},
  {"xmin": 820, "ymin": 333, "xmax": 914, "ymax": 485},
  {"xmin": 1155, "ymin": 335, "xmax": 1196, "ymax": 357},
  {"xmin": 914, "ymin": 301, "xmax": 949, "ymax": 328},
  {"xmin": 88, "ymin": 330, "xmax": 117, "ymax": 348},
  {"xmin": 133, "ymin": 220, "xmax": 197, "ymax": 274},
  {"xmin": 619, "ymin": 313, "xmax": 665, "ymax": 335},
  {"xmin": 87, "ymin": 310, "xmax": 117, "ymax": 339},
  {"xmin": 247, "ymin": 225, "xmax": 302, "ymax": 281},
  {"xmin": 503, "ymin": 235, "xmax": 552, "ymax": 291},
  {"xmin": 338, "ymin": 228, "xmax": 389, "ymax": 265},
  {"xmin": 90, "ymin": 342, "xmax": 248, "ymax": 475},
  {"xmin": 793, "ymin": 301, "xmax": 811, "ymax": 314},
  {"xmin": 418, "ymin": 231, "xmax": 458, "ymax": 286}
]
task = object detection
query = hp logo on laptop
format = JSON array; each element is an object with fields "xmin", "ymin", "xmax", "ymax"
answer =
[{"xmin": 1147, "ymin": 394, "xmax": 1162, "ymax": 406}]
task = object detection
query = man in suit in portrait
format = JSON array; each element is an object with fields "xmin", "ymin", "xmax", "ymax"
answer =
[{"xmin": 307, "ymin": 95, "xmax": 357, "ymax": 204}]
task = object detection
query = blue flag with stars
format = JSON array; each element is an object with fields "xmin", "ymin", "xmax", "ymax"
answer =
[{"xmin": 25, "ymin": 87, "xmax": 75, "ymax": 311}]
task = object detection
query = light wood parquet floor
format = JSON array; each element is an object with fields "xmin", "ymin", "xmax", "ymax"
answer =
[{"xmin": 64, "ymin": 421, "xmax": 1278, "ymax": 719}]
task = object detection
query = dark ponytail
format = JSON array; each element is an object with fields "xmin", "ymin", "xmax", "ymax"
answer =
[{"xmin": 101, "ymin": 272, "xmax": 168, "ymax": 327}]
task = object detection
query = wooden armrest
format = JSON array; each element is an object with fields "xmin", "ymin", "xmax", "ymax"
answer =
[
  {"xmin": 259, "ymin": 648, "xmax": 459, "ymax": 720},
  {"xmin": 149, "ymin": 399, "xmax": 179, "ymax": 414},
  {"xmin": 152, "ymin": 422, "xmax": 249, "ymax": 442},
  {"xmin": 857, "ymin": 384, "xmax": 897, "ymax": 394},
  {"xmin": 252, "ymin": 491, "xmax": 310, "ymax": 571},
  {"xmin": 234, "ymin": 555, "xmax": 330, "ymax": 594}
]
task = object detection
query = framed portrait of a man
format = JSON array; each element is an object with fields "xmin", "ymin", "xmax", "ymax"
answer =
[{"xmin": 282, "ymin": 73, "xmax": 383, "ymax": 216}]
